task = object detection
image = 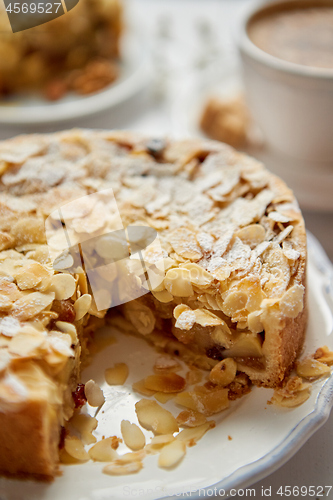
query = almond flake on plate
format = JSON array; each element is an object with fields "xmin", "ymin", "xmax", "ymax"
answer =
[
  {"xmin": 176, "ymin": 409, "xmax": 207, "ymax": 428},
  {"xmin": 296, "ymin": 358, "xmax": 331, "ymax": 379},
  {"xmin": 158, "ymin": 440, "xmax": 186, "ymax": 469},
  {"xmin": 135, "ymin": 399, "xmax": 179, "ymax": 435},
  {"xmin": 121, "ymin": 420, "xmax": 146, "ymax": 451},
  {"xmin": 176, "ymin": 421, "xmax": 215, "ymax": 446},
  {"xmin": 144, "ymin": 373, "xmax": 186, "ymax": 393},
  {"xmin": 88, "ymin": 438, "xmax": 119, "ymax": 462},
  {"xmin": 69, "ymin": 413, "xmax": 98, "ymax": 445},
  {"xmin": 103, "ymin": 461, "xmax": 143, "ymax": 476},
  {"xmin": 64, "ymin": 436, "xmax": 89, "ymax": 462},
  {"xmin": 105, "ymin": 363, "xmax": 129, "ymax": 385},
  {"xmin": 84, "ymin": 379, "xmax": 105, "ymax": 407}
]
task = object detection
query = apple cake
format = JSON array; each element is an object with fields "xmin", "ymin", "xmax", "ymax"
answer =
[
  {"xmin": 0, "ymin": 0, "xmax": 122, "ymax": 100},
  {"xmin": 0, "ymin": 130, "xmax": 307, "ymax": 479}
]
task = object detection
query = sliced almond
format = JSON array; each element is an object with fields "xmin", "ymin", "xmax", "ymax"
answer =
[
  {"xmin": 116, "ymin": 450, "xmax": 146, "ymax": 464},
  {"xmin": 105, "ymin": 363, "xmax": 129, "ymax": 385},
  {"xmin": 121, "ymin": 420, "xmax": 146, "ymax": 451},
  {"xmin": 158, "ymin": 440, "xmax": 186, "ymax": 469},
  {"xmin": 269, "ymin": 376, "xmax": 311, "ymax": 407},
  {"xmin": 176, "ymin": 421, "xmax": 215, "ymax": 446},
  {"xmin": 279, "ymin": 284, "xmax": 304, "ymax": 319},
  {"xmin": 59, "ymin": 448, "xmax": 81, "ymax": 465},
  {"xmin": 270, "ymin": 388, "xmax": 311, "ymax": 408},
  {"xmin": 209, "ymin": 358, "xmax": 237, "ymax": 387},
  {"xmin": 296, "ymin": 358, "xmax": 331, "ymax": 379},
  {"xmin": 154, "ymin": 392, "xmax": 175, "ymax": 404},
  {"xmin": 0, "ymin": 316, "xmax": 20, "ymax": 337},
  {"xmin": 154, "ymin": 355, "xmax": 182, "ymax": 373},
  {"xmin": 152, "ymin": 289, "xmax": 174, "ymax": 303},
  {"xmin": 175, "ymin": 308, "xmax": 196, "ymax": 330},
  {"xmin": 176, "ymin": 409, "xmax": 207, "ymax": 428},
  {"xmin": 234, "ymin": 224, "xmax": 266, "ymax": 248},
  {"xmin": 9, "ymin": 331, "xmax": 46, "ymax": 357},
  {"xmin": 69, "ymin": 413, "xmax": 97, "ymax": 445},
  {"xmin": 132, "ymin": 379, "xmax": 156, "ymax": 397},
  {"xmin": 84, "ymin": 379, "xmax": 105, "ymax": 407},
  {"xmin": 0, "ymin": 295, "xmax": 13, "ymax": 312},
  {"xmin": 164, "ymin": 268, "xmax": 194, "ymax": 297},
  {"xmin": 12, "ymin": 291, "xmax": 55, "ymax": 321},
  {"xmin": 186, "ymin": 368, "xmax": 203, "ymax": 385},
  {"xmin": 55, "ymin": 321, "xmax": 78, "ymax": 345},
  {"xmin": 145, "ymin": 434, "xmax": 175, "ymax": 455},
  {"xmin": 144, "ymin": 373, "xmax": 186, "ymax": 393},
  {"xmin": 150, "ymin": 434, "xmax": 175, "ymax": 448},
  {"xmin": 175, "ymin": 387, "xmax": 229, "ymax": 416},
  {"xmin": 64, "ymin": 436, "xmax": 89, "ymax": 462},
  {"xmin": 103, "ymin": 461, "xmax": 143, "ymax": 476},
  {"xmin": 174, "ymin": 391, "xmax": 198, "ymax": 412},
  {"xmin": 15, "ymin": 262, "xmax": 50, "ymax": 291},
  {"xmin": 169, "ymin": 228, "xmax": 202, "ymax": 261},
  {"xmin": 49, "ymin": 273, "xmax": 76, "ymax": 301},
  {"xmin": 135, "ymin": 399, "xmax": 179, "ymax": 435},
  {"xmin": 88, "ymin": 438, "xmax": 119, "ymax": 462},
  {"xmin": 74, "ymin": 294, "xmax": 92, "ymax": 321},
  {"xmin": 313, "ymin": 346, "xmax": 333, "ymax": 366},
  {"xmin": 122, "ymin": 301, "xmax": 156, "ymax": 335},
  {"xmin": 0, "ymin": 350, "xmax": 11, "ymax": 373},
  {"xmin": 0, "ymin": 280, "xmax": 22, "ymax": 302},
  {"xmin": 181, "ymin": 263, "xmax": 214, "ymax": 287}
]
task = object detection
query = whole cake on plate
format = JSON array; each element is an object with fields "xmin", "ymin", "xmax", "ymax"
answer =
[{"xmin": 0, "ymin": 130, "xmax": 306, "ymax": 478}]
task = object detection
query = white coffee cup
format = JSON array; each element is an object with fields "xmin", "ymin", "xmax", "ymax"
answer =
[{"xmin": 238, "ymin": 0, "xmax": 333, "ymax": 166}]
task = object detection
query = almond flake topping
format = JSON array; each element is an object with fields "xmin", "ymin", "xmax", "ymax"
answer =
[
  {"xmin": 49, "ymin": 273, "xmax": 76, "ymax": 301},
  {"xmin": 0, "ymin": 316, "xmax": 20, "ymax": 337},
  {"xmin": 89, "ymin": 438, "xmax": 119, "ymax": 462},
  {"xmin": 12, "ymin": 292, "xmax": 55, "ymax": 321},
  {"xmin": 158, "ymin": 440, "xmax": 186, "ymax": 468},
  {"xmin": 74, "ymin": 294, "xmax": 92, "ymax": 321}
]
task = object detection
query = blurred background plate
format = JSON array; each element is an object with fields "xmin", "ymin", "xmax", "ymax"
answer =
[
  {"xmin": 1, "ymin": 232, "xmax": 332, "ymax": 500},
  {"xmin": 0, "ymin": 33, "xmax": 151, "ymax": 125}
]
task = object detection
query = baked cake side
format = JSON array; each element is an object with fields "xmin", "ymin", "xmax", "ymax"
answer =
[{"xmin": 0, "ymin": 130, "xmax": 307, "ymax": 478}]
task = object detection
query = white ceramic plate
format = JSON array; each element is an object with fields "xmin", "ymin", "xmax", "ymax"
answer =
[
  {"xmin": 0, "ymin": 33, "xmax": 151, "ymax": 125},
  {"xmin": 171, "ymin": 62, "xmax": 333, "ymax": 212},
  {"xmin": 0, "ymin": 232, "xmax": 332, "ymax": 500}
]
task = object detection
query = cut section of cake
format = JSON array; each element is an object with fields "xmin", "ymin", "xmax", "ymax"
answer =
[{"xmin": 0, "ymin": 130, "xmax": 306, "ymax": 478}]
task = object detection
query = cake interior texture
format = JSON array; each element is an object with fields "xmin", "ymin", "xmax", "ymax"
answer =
[{"xmin": 0, "ymin": 130, "xmax": 306, "ymax": 478}]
